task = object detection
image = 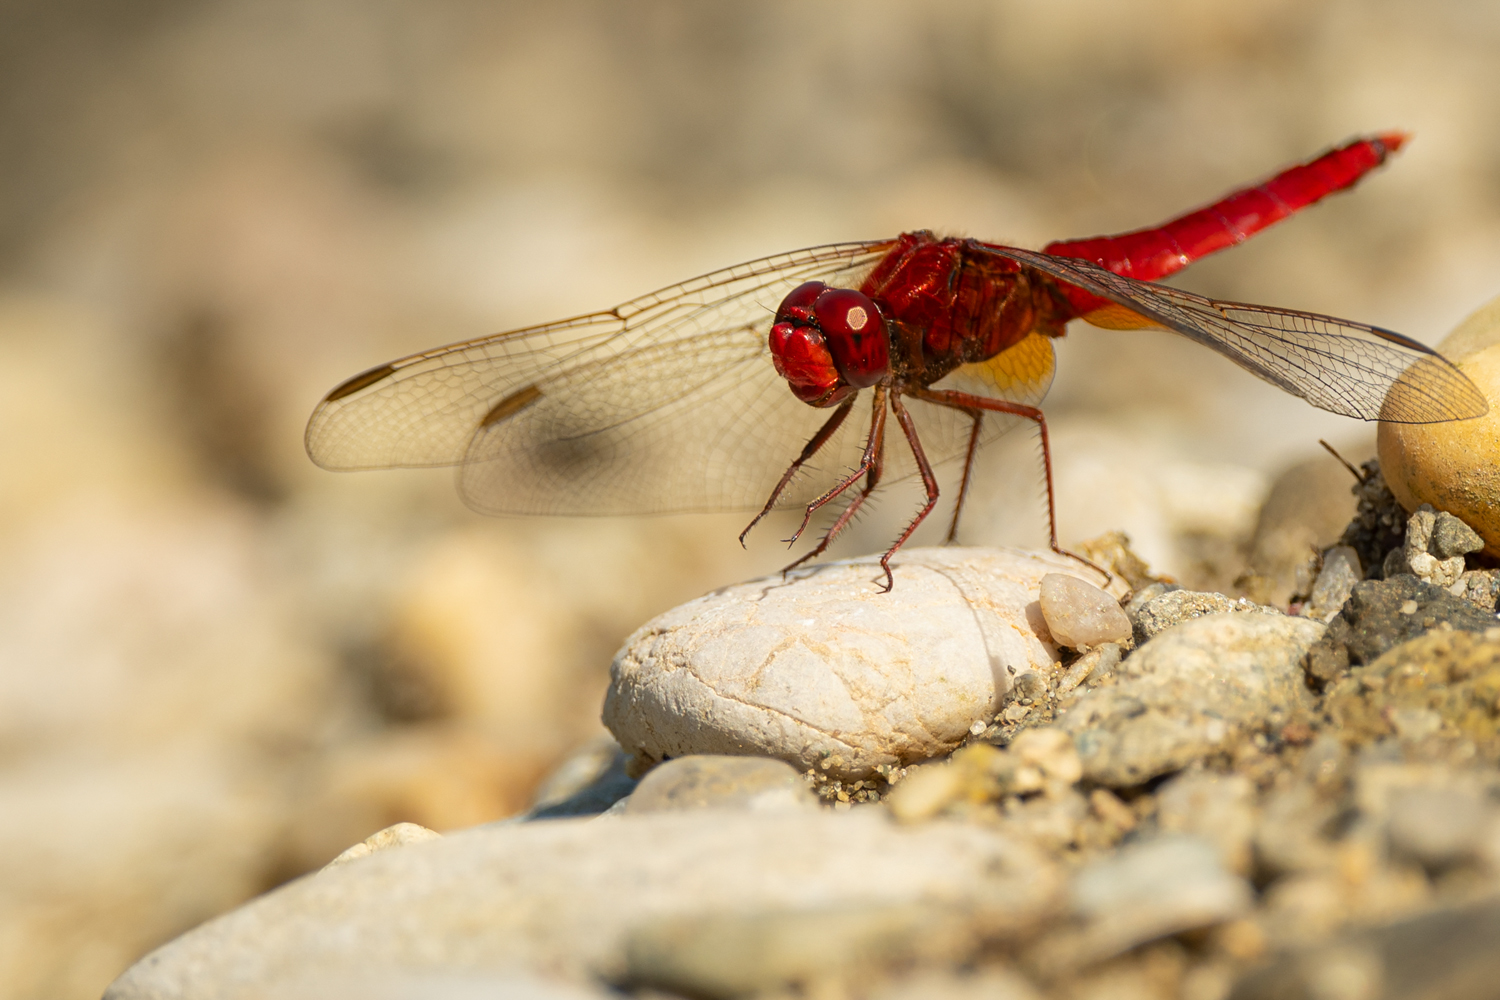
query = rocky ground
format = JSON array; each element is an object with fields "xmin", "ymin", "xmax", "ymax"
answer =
[
  {"xmin": 107, "ymin": 466, "xmax": 1500, "ymax": 1000},
  {"xmin": 8, "ymin": 5, "xmax": 1500, "ymax": 999}
]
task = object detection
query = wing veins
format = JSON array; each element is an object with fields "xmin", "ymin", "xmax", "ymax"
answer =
[{"xmin": 976, "ymin": 245, "xmax": 1486, "ymax": 423}]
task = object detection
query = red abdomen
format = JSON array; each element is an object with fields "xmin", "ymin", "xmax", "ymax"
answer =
[{"xmin": 1043, "ymin": 133, "xmax": 1406, "ymax": 281}]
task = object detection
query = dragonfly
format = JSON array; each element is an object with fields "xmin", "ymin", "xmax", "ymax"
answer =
[{"xmin": 307, "ymin": 133, "xmax": 1487, "ymax": 591}]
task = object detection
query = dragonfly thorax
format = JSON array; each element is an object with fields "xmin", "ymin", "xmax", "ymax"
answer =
[{"xmin": 768, "ymin": 281, "xmax": 891, "ymax": 407}]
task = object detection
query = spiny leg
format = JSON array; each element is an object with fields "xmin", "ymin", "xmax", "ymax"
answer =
[
  {"xmin": 785, "ymin": 386, "xmax": 887, "ymax": 547},
  {"xmin": 780, "ymin": 386, "xmax": 889, "ymax": 575},
  {"xmin": 907, "ymin": 387, "xmax": 1110, "ymax": 585},
  {"xmin": 740, "ymin": 395, "xmax": 856, "ymax": 546},
  {"xmin": 875, "ymin": 392, "xmax": 943, "ymax": 592},
  {"xmin": 945, "ymin": 408, "xmax": 985, "ymax": 543}
]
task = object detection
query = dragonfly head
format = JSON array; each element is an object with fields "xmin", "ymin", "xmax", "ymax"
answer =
[{"xmin": 769, "ymin": 281, "xmax": 890, "ymax": 407}]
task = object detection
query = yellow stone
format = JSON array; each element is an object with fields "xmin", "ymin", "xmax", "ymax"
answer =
[{"xmin": 1377, "ymin": 294, "xmax": 1500, "ymax": 556}]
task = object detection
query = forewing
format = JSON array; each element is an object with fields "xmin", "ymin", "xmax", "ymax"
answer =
[
  {"xmin": 977, "ymin": 245, "xmax": 1489, "ymax": 424},
  {"xmin": 305, "ymin": 240, "xmax": 900, "ymax": 515}
]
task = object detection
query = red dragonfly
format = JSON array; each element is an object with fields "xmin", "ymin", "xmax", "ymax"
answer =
[{"xmin": 307, "ymin": 133, "xmax": 1486, "ymax": 590}]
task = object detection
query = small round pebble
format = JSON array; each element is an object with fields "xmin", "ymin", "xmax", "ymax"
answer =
[
  {"xmin": 1038, "ymin": 573, "xmax": 1131, "ymax": 649},
  {"xmin": 1378, "ymin": 292, "xmax": 1500, "ymax": 556}
]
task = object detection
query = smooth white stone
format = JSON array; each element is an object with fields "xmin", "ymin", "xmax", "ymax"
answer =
[
  {"xmin": 604, "ymin": 548, "xmax": 1127, "ymax": 780},
  {"xmin": 105, "ymin": 809, "xmax": 1061, "ymax": 999}
]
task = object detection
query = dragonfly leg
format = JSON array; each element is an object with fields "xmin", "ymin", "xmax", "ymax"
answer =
[
  {"xmin": 908, "ymin": 387, "xmax": 1111, "ymax": 586},
  {"xmin": 945, "ymin": 408, "xmax": 985, "ymax": 543},
  {"xmin": 872, "ymin": 393, "xmax": 943, "ymax": 592},
  {"xmin": 779, "ymin": 387, "xmax": 888, "ymax": 576},
  {"xmin": 740, "ymin": 395, "xmax": 856, "ymax": 547}
]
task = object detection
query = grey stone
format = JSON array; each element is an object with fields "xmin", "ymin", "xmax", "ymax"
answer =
[
  {"xmin": 1066, "ymin": 835, "xmax": 1253, "ymax": 960},
  {"xmin": 1244, "ymin": 456, "xmax": 1365, "ymax": 608},
  {"xmin": 1386, "ymin": 786, "xmax": 1489, "ymax": 869},
  {"xmin": 1009, "ymin": 669, "xmax": 1048, "ymax": 704},
  {"xmin": 885, "ymin": 732, "xmax": 1081, "ymax": 824},
  {"xmin": 1156, "ymin": 771, "xmax": 1256, "ymax": 875},
  {"xmin": 624, "ymin": 903, "xmax": 974, "ymax": 999},
  {"xmin": 1304, "ymin": 575, "xmax": 1498, "ymax": 684},
  {"xmin": 623, "ymin": 755, "xmax": 815, "ymax": 814},
  {"xmin": 1431, "ymin": 509, "xmax": 1485, "ymax": 559},
  {"xmin": 1303, "ymin": 545, "xmax": 1361, "ymax": 623},
  {"xmin": 105, "ymin": 809, "xmax": 1062, "ymax": 1000},
  {"xmin": 1255, "ymin": 784, "xmax": 1340, "ymax": 877},
  {"xmin": 1229, "ymin": 898, "xmax": 1500, "ymax": 1000},
  {"xmin": 1123, "ymin": 582, "xmax": 1181, "ymax": 627},
  {"xmin": 526, "ymin": 739, "xmax": 637, "ymax": 819},
  {"xmin": 1336, "ymin": 460, "xmax": 1407, "ymax": 582},
  {"xmin": 1132, "ymin": 589, "xmax": 1281, "ymax": 643},
  {"xmin": 1352, "ymin": 763, "xmax": 1500, "ymax": 868},
  {"xmin": 1001, "ymin": 789, "xmax": 1089, "ymax": 852},
  {"xmin": 1058, "ymin": 614, "xmax": 1322, "ymax": 786},
  {"xmin": 1383, "ymin": 505, "xmax": 1486, "ymax": 589},
  {"xmin": 1038, "ymin": 573, "xmax": 1131, "ymax": 649},
  {"xmin": 1456, "ymin": 569, "xmax": 1499, "ymax": 612}
]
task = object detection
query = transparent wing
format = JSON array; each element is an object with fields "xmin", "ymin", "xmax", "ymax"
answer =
[
  {"xmin": 453, "ymin": 319, "xmax": 1058, "ymax": 517},
  {"xmin": 308, "ymin": 241, "xmax": 917, "ymax": 515},
  {"xmin": 977, "ymin": 245, "xmax": 1489, "ymax": 424}
]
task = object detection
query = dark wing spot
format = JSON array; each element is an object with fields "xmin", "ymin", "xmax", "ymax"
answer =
[
  {"xmin": 480, "ymin": 383, "xmax": 544, "ymax": 427},
  {"xmin": 325, "ymin": 363, "xmax": 399, "ymax": 401}
]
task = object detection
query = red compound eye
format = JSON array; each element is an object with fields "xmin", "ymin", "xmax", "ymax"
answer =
[
  {"xmin": 776, "ymin": 281, "xmax": 826, "ymax": 323},
  {"xmin": 769, "ymin": 320, "xmax": 845, "ymax": 407},
  {"xmin": 768, "ymin": 282, "xmax": 888, "ymax": 407},
  {"xmin": 813, "ymin": 288, "xmax": 889, "ymax": 389}
]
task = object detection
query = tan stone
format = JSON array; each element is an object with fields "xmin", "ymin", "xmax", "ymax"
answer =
[
  {"xmin": 324, "ymin": 822, "xmax": 442, "ymax": 869},
  {"xmin": 1378, "ymin": 294, "xmax": 1500, "ymax": 556}
]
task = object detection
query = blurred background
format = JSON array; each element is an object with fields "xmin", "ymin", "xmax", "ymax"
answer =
[{"xmin": 2, "ymin": 1, "xmax": 1499, "ymax": 996}]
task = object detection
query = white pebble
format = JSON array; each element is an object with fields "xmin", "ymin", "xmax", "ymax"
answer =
[
  {"xmin": 1038, "ymin": 573, "xmax": 1131, "ymax": 649},
  {"xmin": 606, "ymin": 548, "xmax": 1125, "ymax": 780}
]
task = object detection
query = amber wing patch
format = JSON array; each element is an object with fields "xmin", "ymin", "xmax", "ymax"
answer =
[
  {"xmin": 948, "ymin": 329, "xmax": 1057, "ymax": 404},
  {"xmin": 1080, "ymin": 303, "xmax": 1161, "ymax": 331}
]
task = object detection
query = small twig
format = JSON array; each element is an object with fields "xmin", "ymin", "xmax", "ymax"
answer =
[{"xmin": 1318, "ymin": 439, "xmax": 1362, "ymax": 481}]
